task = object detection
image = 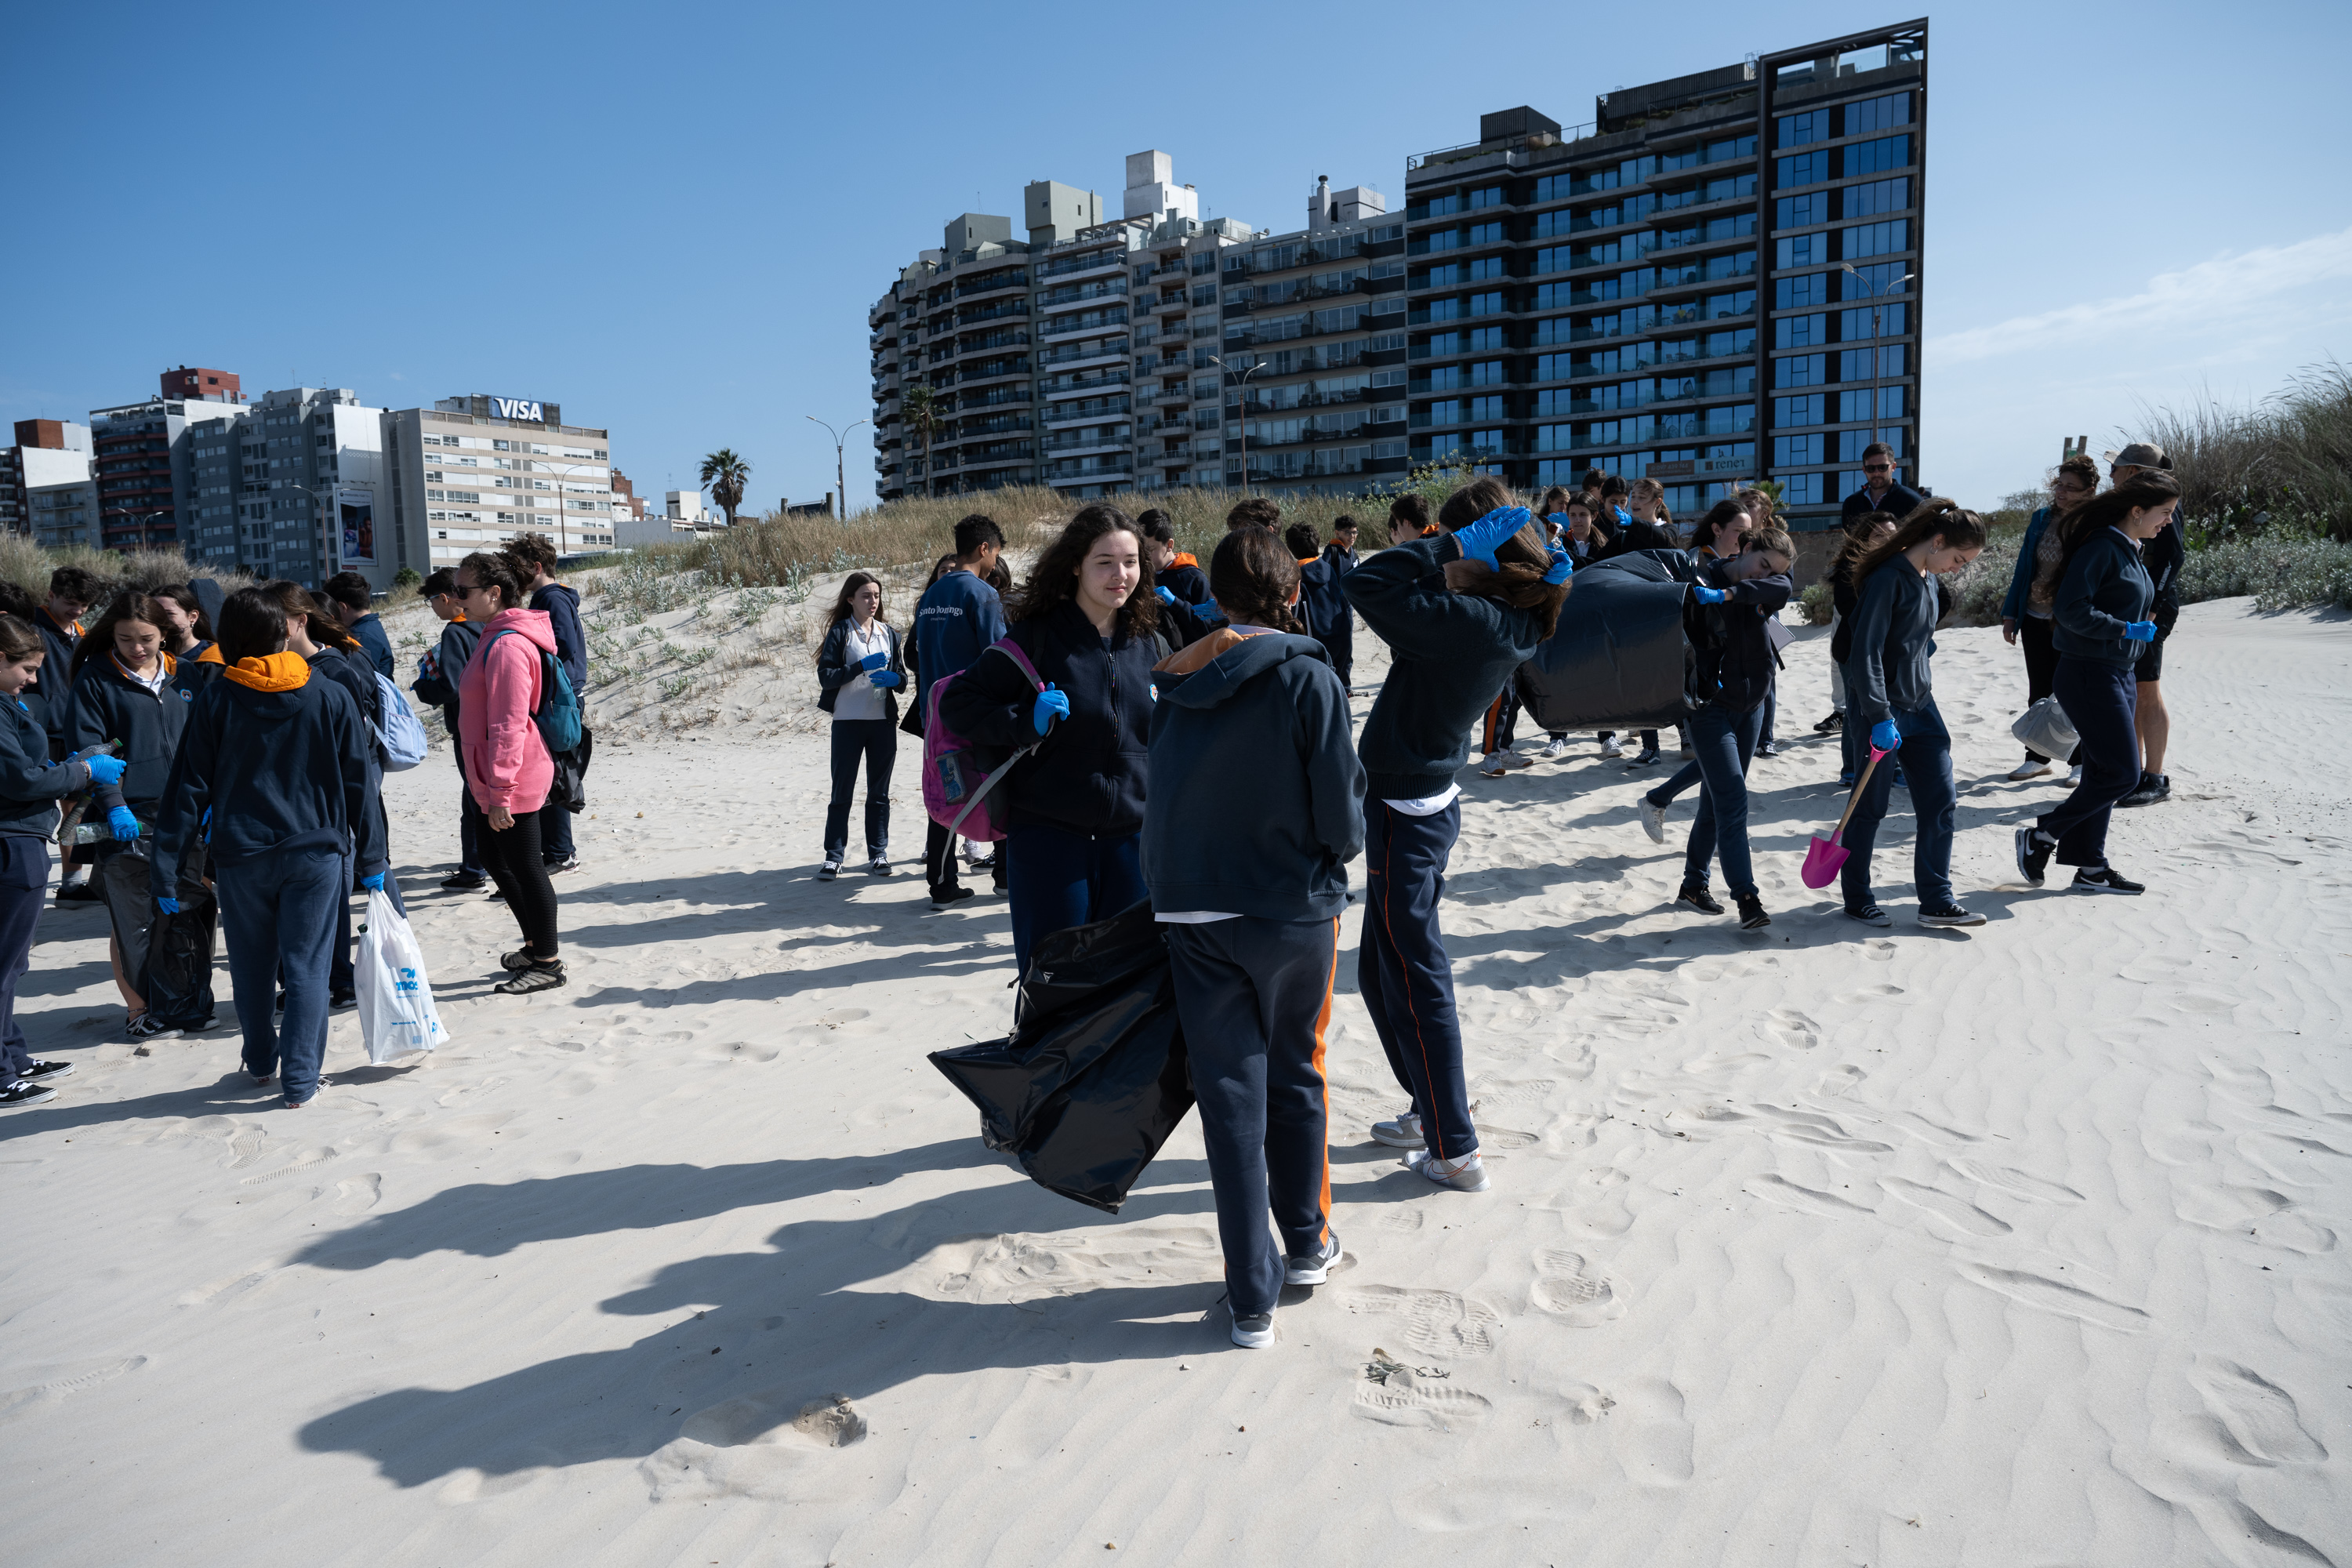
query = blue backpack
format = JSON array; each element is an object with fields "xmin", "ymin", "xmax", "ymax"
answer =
[{"xmin": 482, "ymin": 630, "xmax": 583, "ymax": 754}]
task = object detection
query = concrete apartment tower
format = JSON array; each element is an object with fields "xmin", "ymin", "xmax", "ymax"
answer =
[
  {"xmin": 181, "ymin": 387, "xmax": 387, "ymax": 588},
  {"xmin": 380, "ymin": 398, "xmax": 615, "ymax": 581},
  {"xmin": 1, "ymin": 420, "xmax": 95, "ymax": 543}
]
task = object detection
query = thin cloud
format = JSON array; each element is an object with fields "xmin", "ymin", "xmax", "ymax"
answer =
[{"xmin": 1929, "ymin": 225, "xmax": 2352, "ymax": 365}]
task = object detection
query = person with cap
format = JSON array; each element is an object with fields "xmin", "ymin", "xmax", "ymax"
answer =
[
  {"xmin": 1841, "ymin": 443, "xmax": 1926, "ymax": 529},
  {"xmin": 2108, "ymin": 443, "xmax": 2183, "ymax": 808}
]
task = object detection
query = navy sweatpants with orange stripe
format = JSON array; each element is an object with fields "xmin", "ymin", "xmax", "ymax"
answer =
[
  {"xmin": 1167, "ymin": 916, "xmax": 1338, "ymax": 1317},
  {"xmin": 1359, "ymin": 800, "xmax": 1476, "ymax": 1163}
]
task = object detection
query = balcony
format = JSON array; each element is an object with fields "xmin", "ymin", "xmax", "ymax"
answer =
[
  {"xmin": 957, "ymin": 301, "xmax": 1029, "ymax": 328},
  {"xmin": 1036, "ymin": 248, "xmax": 1129, "ymax": 282},
  {"xmin": 1036, "ymin": 340, "xmax": 1128, "ymax": 369},
  {"xmin": 956, "ymin": 270, "xmax": 1029, "ymax": 299},
  {"xmin": 1038, "ymin": 430, "xmax": 1129, "ymax": 456},
  {"xmin": 1036, "ymin": 278, "xmax": 1127, "ymax": 310},
  {"xmin": 957, "ymin": 328, "xmax": 1030, "ymax": 354},
  {"xmin": 1042, "ymin": 397, "xmax": 1130, "ymax": 428},
  {"xmin": 1150, "ymin": 388, "xmax": 1192, "ymax": 407},
  {"xmin": 1152, "ymin": 294, "xmax": 1188, "ymax": 314},
  {"xmin": 1040, "ymin": 308, "xmax": 1129, "ymax": 342},
  {"xmin": 1044, "ymin": 458, "xmax": 1134, "ymax": 485},
  {"xmin": 1044, "ymin": 372, "xmax": 1131, "ymax": 401}
]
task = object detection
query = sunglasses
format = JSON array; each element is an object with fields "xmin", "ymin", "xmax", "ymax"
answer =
[{"xmin": 1864, "ymin": 463, "xmax": 1892, "ymax": 474}]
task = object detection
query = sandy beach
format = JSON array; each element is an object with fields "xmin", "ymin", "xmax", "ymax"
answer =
[{"xmin": 2, "ymin": 596, "xmax": 2347, "ymax": 1566}]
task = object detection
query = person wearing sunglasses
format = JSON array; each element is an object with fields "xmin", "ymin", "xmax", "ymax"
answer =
[
  {"xmin": 1839, "ymin": 443, "xmax": 1925, "ymax": 530},
  {"xmin": 1999, "ymin": 453, "xmax": 2100, "ymax": 781}
]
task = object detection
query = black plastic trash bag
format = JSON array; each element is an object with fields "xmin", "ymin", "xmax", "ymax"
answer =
[
  {"xmin": 1519, "ymin": 548, "xmax": 1699, "ymax": 732},
  {"xmin": 141, "ymin": 894, "xmax": 218, "ymax": 1030},
  {"xmin": 929, "ymin": 899, "xmax": 1194, "ymax": 1214}
]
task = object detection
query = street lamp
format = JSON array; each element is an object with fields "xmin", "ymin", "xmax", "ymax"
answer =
[
  {"xmin": 1208, "ymin": 354, "xmax": 1265, "ymax": 493},
  {"xmin": 807, "ymin": 416, "xmax": 869, "ymax": 520},
  {"xmin": 528, "ymin": 460, "xmax": 597, "ymax": 557},
  {"xmin": 1838, "ymin": 264, "xmax": 1914, "ymax": 487}
]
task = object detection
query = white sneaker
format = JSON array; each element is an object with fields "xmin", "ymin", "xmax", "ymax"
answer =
[
  {"xmin": 1639, "ymin": 796, "xmax": 1668, "ymax": 844},
  {"xmin": 1229, "ymin": 1306, "xmax": 1275, "ymax": 1349},
  {"xmin": 1406, "ymin": 1149, "xmax": 1491, "ymax": 1192},
  {"xmin": 1539, "ymin": 735, "xmax": 1570, "ymax": 760},
  {"xmin": 1284, "ymin": 1232, "xmax": 1341, "ymax": 1286},
  {"xmin": 1599, "ymin": 736, "xmax": 1624, "ymax": 759},
  {"xmin": 1501, "ymin": 749, "xmax": 1532, "ymax": 770},
  {"xmin": 2007, "ymin": 760, "xmax": 2052, "ymax": 781},
  {"xmin": 1476, "ymin": 751, "xmax": 1508, "ymax": 777},
  {"xmin": 2066, "ymin": 767, "xmax": 2082, "ymax": 786},
  {"xmin": 1370, "ymin": 1112, "xmax": 1423, "ymax": 1148}
]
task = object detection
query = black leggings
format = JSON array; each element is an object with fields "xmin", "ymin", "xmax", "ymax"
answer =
[{"xmin": 482, "ymin": 808, "xmax": 560, "ymax": 959}]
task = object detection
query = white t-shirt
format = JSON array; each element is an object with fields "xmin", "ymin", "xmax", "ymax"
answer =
[
  {"xmin": 832, "ymin": 621, "xmax": 892, "ymax": 723},
  {"xmin": 1382, "ymin": 784, "xmax": 1461, "ymax": 816}
]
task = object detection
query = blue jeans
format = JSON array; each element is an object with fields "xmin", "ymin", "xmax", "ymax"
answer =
[
  {"xmin": 823, "ymin": 719, "xmax": 895, "ymax": 862},
  {"xmin": 0, "ymin": 836, "xmax": 49, "ymax": 1084},
  {"xmin": 2038, "ymin": 659, "xmax": 2139, "ymax": 868},
  {"xmin": 1683, "ymin": 702, "xmax": 1765, "ymax": 898},
  {"xmin": 1647, "ymin": 757, "xmax": 1701, "ymax": 808},
  {"xmin": 218, "ymin": 848, "xmax": 343, "ymax": 1101},
  {"xmin": 1004, "ymin": 822, "xmax": 1145, "ymax": 981},
  {"xmin": 1359, "ymin": 800, "xmax": 1475, "ymax": 1163},
  {"xmin": 1840, "ymin": 699, "xmax": 1956, "ymax": 909}
]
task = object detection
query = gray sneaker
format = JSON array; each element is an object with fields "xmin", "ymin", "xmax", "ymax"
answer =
[
  {"xmin": 1406, "ymin": 1149, "xmax": 1491, "ymax": 1192},
  {"xmin": 1284, "ymin": 1232, "xmax": 1341, "ymax": 1286},
  {"xmin": 1229, "ymin": 1307, "xmax": 1275, "ymax": 1349},
  {"xmin": 1370, "ymin": 1112, "xmax": 1423, "ymax": 1149}
]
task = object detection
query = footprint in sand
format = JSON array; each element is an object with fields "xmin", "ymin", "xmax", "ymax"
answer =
[
  {"xmin": 330, "ymin": 1174, "xmax": 383, "ymax": 1216},
  {"xmin": 1832, "ymin": 982, "xmax": 1904, "ymax": 1006},
  {"xmin": 238, "ymin": 1146, "xmax": 339, "ymax": 1185},
  {"xmin": 1530, "ymin": 1249, "xmax": 1623, "ymax": 1326},
  {"xmin": 1764, "ymin": 1009, "xmax": 1820, "ymax": 1051},
  {"xmin": 1815, "ymin": 1063, "xmax": 1866, "ymax": 1098},
  {"xmin": 1333, "ymin": 1284, "xmax": 1499, "ymax": 1358},
  {"xmin": 1614, "ymin": 1376, "xmax": 1695, "ymax": 1487},
  {"xmin": 2187, "ymin": 1358, "xmax": 2328, "ymax": 1465},
  {"xmin": 1352, "ymin": 1357, "xmax": 1491, "ymax": 1432},
  {"xmin": 639, "ymin": 1392, "xmax": 869, "ymax": 1502},
  {"xmin": 0, "ymin": 1356, "xmax": 149, "ymax": 1425}
]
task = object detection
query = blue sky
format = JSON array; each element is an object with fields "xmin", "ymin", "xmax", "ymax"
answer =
[{"xmin": 6, "ymin": 2, "xmax": 2346, "ymax": 515}]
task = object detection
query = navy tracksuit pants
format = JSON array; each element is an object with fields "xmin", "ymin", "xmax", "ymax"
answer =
[
  {"xmin": 1358, "ymin": 799, "xmax": 1476, "ymax": 1163},
  {"xmin": 2038, "ymin": 659, "xmax": 2140, "ymax": 869},
  {"xmin": 1167, "ymin": 915, "xmax": 1338, "ymax": 1317},
  {"xmin": 1004, "ymin": 822, "xmax": 1145, "ymax": 982},
  {"xmin": 219, "ymin": 847, "xmax": 343, "ymax": 1101},
  {"xmin": 0, "ymin": 836, "xmax": 50, "ymax": 1085}
]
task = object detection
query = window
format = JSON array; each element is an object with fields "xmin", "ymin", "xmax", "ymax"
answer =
[
  {"xmin": 1468, "ymin": 221, "xmax": 1504, "ymax": 246},
  {"xmin": 1776, "ymin": 192, "xmax": 1829, "ymax": 230},
  {"xmin": 1421, "ymin": 365, "xmax": 1464, "ymax": 392},
  {"xmin": 1706, "ymin": 289, "xmax": 1756, "ymax": 319},
  {"xmin": 1839, "ymin": 345, "xmax": 1906, "ymax": 381},
  {"xmin": 1469, "ymin": 395, "xmax": 1505, "ymax": 422},
  {"xmin": 1775, "ymin": 434, "xmax": 1826, "ymax": 466},
  {"xmin": 1844, "ymin": 176, "xmax": 1909, "ymax": 220},
  {"xmin": 1467, "ymin": 292, "xmax": 1504, "ymax": 317},
  {"xmin": 1777, "ymin": 109, "xmax": 1830, "ymax": 147},
  {"xmin": 1468, "ymin": 256, "xmax": 1507, "ymax": 281},
  {"xmin": 1469, "ymin": 360, "xmax": 1507, "ymax": 387},
  {"xmin": 1774, "ymin": 394, "xmax": 1825, "ymax": 427},
  {"xmin": 1838, "ymin": 302, "xmax": 1906, "ymax": 339},
  {"xmin": 1846, "ymin": 91, "xmax": 1910, "ymax": 135},
  {"xmin": 1777, "ymin": 234, "xmax": 1830, "ymax": 270},
  {"xmin": 1846, "ymin": 220, "xmax": 1908, "ymax": 260},
  {"xmin": 1418, "ymin": 263, "xmax": 1461, "ymax": 289},
  {"xmin": 1776, "ymin": 354, "xmax": 1825, "ymax": 388},
  {"xmin": 1777, "ymin": 151, "xmax": 1830, "ymax": 188},
  {"xmin": 1775, "ymin": 272, "xmax": 1831, "ymax": 309},
  {"xmin": 1468, "ymin": 186, "xmax": 1505, "ymax": 209},
  {"xmin": 1773, "ymin": 314, "xmax": 1826, "ymax": 349},
  {"xmin": 1421, "ymin": 229, "xmax": 1462, "ymax": 253},
  {"xmin": 1422, "ymin": 332, "xmax": 1462, "ymax": 358},
  {"xmin": 1425, "ymin": 400, "xmax": 1464, "ymax": 425},
  {"xmin": 1844, "ymin": 135, "xmax": 1911, "ymax": 178},
  {"xmin": 1778, "ymin": 473, "xmax": 1824, "ymax": 505}
]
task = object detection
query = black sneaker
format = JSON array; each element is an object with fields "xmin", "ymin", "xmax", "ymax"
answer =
[
  {"xmin": 1814, "ymin": 712, "xmax": 1845, "ymax": 733},
  {"xmin": 544, "ymin": 854, "xmax": 579, "ymax": 873},
  {"xmin": 440, "ymin": 871, "xmax": 488, "ymax": 891},
  {"xmin": 494, "ymin": 961, "xmax": 568, "ymax": 995},
  {"xmin": 1737, "ymin": 895, "xmax": 1771, "ymax": 930},
  {"xmin": 20, "ymin": 1058, "xmax": 74, "ymax": 1083},
  {"xmin": 489, "ymin": 887, "xmax": 506, "ymax": 902},
  {"xmin": 930, "ymin": 886, "xmax": 975, "ymax": 911},
  {"xmin": 0, "ymin": 1081, "xmax": 57, "ymax": 1109},
  {"xmin": 1843, "ymin": 902, "xmax": 1892, "ymax": 927},
  {"xmin": 1675, "ymin": 883, "xmax": 1723, "ymax": 915},
  {"xmin": 2118, "ymin": 773, "xmax": 2170, "ymax": 808},
  {"xmin": 1629, "ymin": 747, "xmax": 1661, "ymax": 767},
  {"xmin": 126, "ymin": 1015, "xmax": 181, "ymax": 1041},
  {"xmin": 2014, "ymin": 825, "xmax": 2056, "ymax": 884},
  {"xmin": 1918, "ymin": 901, "xmax": 1987, "ymax": 927},
  {"xmin": 1755, "ymin": 739, "xmax": 1784, "ymax": 758},
  {"xmin": 330, "ymin": 990, "xmax": 358, "ymax": 1011},
  {"xmin": 817, "ymin": 862, "xmax": 840, "ymax": 882},
  {"xmin": 55, "ymin": 881, "xmax": 102, "ymax": 905},
  {"xmin": 867, "ymin": 856, "xmax": 894, "ymax": 877},
  {"xmin": 2071, "ymin": 866, "xmax": 2145, "ymax": 895}
]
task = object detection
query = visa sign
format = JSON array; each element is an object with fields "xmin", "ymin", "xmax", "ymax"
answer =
[{"xmin": 491, "ymin": 397, "xmax": 545, "ymax": 422}]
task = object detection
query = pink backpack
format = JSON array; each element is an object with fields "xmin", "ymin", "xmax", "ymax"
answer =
[{"xmin": 921, "ymin": 637, "xmax": 1045, "ymax": 842}]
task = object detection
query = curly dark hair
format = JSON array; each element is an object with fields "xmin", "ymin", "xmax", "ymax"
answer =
[
  {"xmin": 1007, "ymin": 503, "xmax": 1160, "ymax": 639},
  {"xmin": 1212, "ymin": 528, "xmax": 1303, "ymax": 635}
]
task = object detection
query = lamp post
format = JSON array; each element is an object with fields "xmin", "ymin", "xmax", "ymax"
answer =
[
  {"xmin": 1838, "ymin": 264, "xmax": 1914, "ymax": 486},
  {"xmin": 807, "ymin": 416, "xmax": 868, "ymax": 520},
  {"xmin": 1207, "ymin": 354, "xmax": 1265, "ymax": 492},
  {"xmin": 530, "ymin": 460, "xmax": 597, "ymax": 557}
]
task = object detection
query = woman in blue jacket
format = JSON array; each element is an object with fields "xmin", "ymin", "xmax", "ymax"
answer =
[
  {"xmin": 153, "ymin": 588, "xmax": 382, "ymax": 1109},
  {"xmin": 937, "ymin": 504, "xmax": 1160, "ymax": 980},
  {"xmin": 2015, "ymin": 474, "xmax": 2179, "ymax": 894},
  {"xmin": 812, "ymin": 571, "xmax": 905, "ymax": 880},
  {"xmin": 1838, "ymin": 499, "xmax": 1988, "ymax": 928},
  {"xmin": 0, "ymin": 614, "xmax": 126, "ymax": 1108},
  {"xmin": 1998, "ymin": 454, "xmax": 2099, "ymax": 780},
  {"xmin": 1144, "ymin": 527, "xmax": 1365, "ymax": 1348}
]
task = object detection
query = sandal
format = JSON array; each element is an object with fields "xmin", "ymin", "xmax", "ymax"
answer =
[{"xmin": 495, "ymin": 961, "xmax": 567, "ymax": 995}]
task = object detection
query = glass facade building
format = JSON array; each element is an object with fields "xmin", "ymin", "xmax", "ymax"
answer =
[{"xmin": 1401, "ymin": 20, "xmax": 1926, "ymax": 528}]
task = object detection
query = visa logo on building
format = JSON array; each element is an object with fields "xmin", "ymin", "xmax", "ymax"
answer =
[{"xmin": 492, "ymin": 397, "xmax": 545, "ymax": 422}]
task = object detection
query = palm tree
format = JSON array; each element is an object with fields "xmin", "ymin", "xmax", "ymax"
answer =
[
  {"xmin": 901, "ymin": 385, "xmax": 941, "ymax": 495},
  {"xmin": 699, "ymin": 449, "xmax": 750, "ymax": 528}
]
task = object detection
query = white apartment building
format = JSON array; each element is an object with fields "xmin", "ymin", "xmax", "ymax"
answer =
[
  {"xmin": 1, "ymin": 420, "xmax": 93, "ymax": 539},
  {"xmin": 183, "ymin": 387, "xmax": 387, "ymax": 588},
  {"xmin": 27, "ymin": 477, "xmax": 100, "ymax": 550},
  {"xmin": 381, "ymin": 397, "xmax": 617, "ymax": 577}
]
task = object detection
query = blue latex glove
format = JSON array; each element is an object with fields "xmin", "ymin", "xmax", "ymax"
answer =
[
  {"xmin": 1614, "ymin": 505, "xmax": 1633, "ymax": 528},
  {"xmin": 868, "ymin": 670, "xmax": 902, "ymax": 688},
  {"xmin": 1871, "ymin": 720, "xmax": 1901, "ymax": 751},
  {"xmin": 857, "ymin": 650, "xmax": 888, "ymax": 672},
  {"xmin": 1154, "ymin": 586, "xmax": 1178, "ymax": 605},
  {"xmin": 107, "ymin": 806, "xmax": 141, "ymax": 842},
  {"xmin": 1544, "ymin": 512, "xmax": 1570, "ymax": 531},
  {"xmin": 1693, "ymin": 583, "xmax": 1728, "ymax": 604},
  {"xmin": 2123, "ymin": 620, "xmax": 2157, "ymax": 642},
  {"xmin": 1189, "ymin": 600, "xmax": 1220, "ymax": 621},
  {"xmin": 1541, "ymin": 548, "xmax": 1573, "ymax": 586},
  {"xmin": 1032, "ymin": 683, "xmax": 1070, "ymax": 736},
  {"xmin": 156, "ymin": 896, "xmax": 182, "ymax": 916},
  {"xmin": 361, "ymin": 873, "xmax": 384, "ymax": 891},
  {"xmin": 85, "ymin": 753, "xmax": 125, "ymax": 786},
  {"xmin": 1451, "ymin": 506, "xmax": 1532, "ymax": 569}
]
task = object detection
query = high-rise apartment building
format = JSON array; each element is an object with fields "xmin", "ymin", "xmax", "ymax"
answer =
[
  {"xmin": 870, "ymin": 151, "xmax": 1251, "ymax": 503},
  {"xmin": 1402, "ymin": 19, "xmax": 1926, "ymax": 529},
  {"xmin": 182, "ymin": 387, "xmax": 387, "ymax": 587},
  {"xmin": 90, "ymin": 367, "xmax": 243, "ymax": 551},
  {"xmin": 1, "ymin": 420, "xmax": 93, "ymax": 539},
  {"xmin": 381, "ymin": 397, "xmax": 616, "ymax": 579}
]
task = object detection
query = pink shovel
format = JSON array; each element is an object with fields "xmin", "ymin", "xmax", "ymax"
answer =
[{"xmin": 1801, "ymin": 746, "xmax": 1888, "ymax": 888}]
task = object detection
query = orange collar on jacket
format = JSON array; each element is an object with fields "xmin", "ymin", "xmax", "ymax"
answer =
[
  {"xmin": 1169, "ymin": 552, "xmax": 1199, "ymax": 569},
  {"xmin": 111, "ymin": 650, "xmax": 176, "ymax": 683},
  {"xmin": 223, "ymin": 652, "xmax": 310, "ymax": 693},
  {"xmin": 1295, "ymin": 556, "xmax": 1319, "ymax": 567},
  {"xmin": 195, "ymin": 644, "xmax": 225, "ymax": 665}
]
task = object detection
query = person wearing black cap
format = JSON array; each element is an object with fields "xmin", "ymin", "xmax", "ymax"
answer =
[{"xmin": 2108, "ymin": 444, "xmax": 2182, "ymax": 808}]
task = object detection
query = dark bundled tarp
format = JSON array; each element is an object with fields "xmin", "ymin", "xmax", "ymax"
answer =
[
  {"xmin": 928, "ymin": 899, "xmax": 1194, "ymax": 1214},
  {"xmin": 1519, "ymin": 548, "xmax": 1700, "ymax": 732}
]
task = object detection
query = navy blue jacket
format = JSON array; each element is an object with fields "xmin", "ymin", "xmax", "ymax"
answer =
[
  {"xmin": 1842, "ymin": 479, "xmax": 1926, "ymax": 528},
  {"xmin": 64, "ymin": 653, "xmax": 189, "ymax": 819},
  {"xmin": 152, "ymin": 666, "xmax": 383, "ymax": 896},
  {"xmin": 1144, "ymin": 630, "xmax": 1363, "ymax": 920},
  {"xmin": 1159, "ymin": 557, "xmax": 1212, "ymax": 608},
  {"xmin": 2053, "ymin": 528, "xmax": 2154, "ymax": 667},
  {"xmin": 1344, "ymin": 535, "xmax": 1549, "ymax": 801},
  {"xmin": 412, "ymin": 619, "xmax": 483, "ymax": 723},
  {"xmin": 1841, "ymin": 561, "xmax": 1940, "ymax": 726},
  {"xmin": 1998, "ymin": 505, "xmax": 2061, "ymax": 623},
  {"xmin": 350, "ymin": 612, "xmax": 397, "ymax": 681},
  {"xmin": 913, "ymin": 570, "xmax": 1007, "ymax": 715},
  {"xmin": 1688, "ymin": 556, "xmax": 1794, "ymax": 713},
  {"xmin": 937, "ymin": 601, "xmax": 1155, "ymax": 839},
  {"xmin": 1296, "ymin": 556, "xmax": 1353, "ymax": 672},
  {"xmin": 25, "ymin": 609, "xmax": 80, "ymax": 751},
  {"xmin": 0, "ymin": 697, "xmax": 97, "ymax": 840},
  {"xmin": 530, "ymin": 583, "xmax": 586, "ymax": 693}
]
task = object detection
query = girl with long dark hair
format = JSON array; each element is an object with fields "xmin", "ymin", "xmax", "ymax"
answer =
[
  {"xmin": 813, "ymin": 570, "xmax": 905, "ymax": 880},
  {"xmin": 937, "ymin": 503, "xmax": 1160, "ymax": 978},
  {"xmin": 1675, "ymin": 524, "xmax": 1795, "ymax": 929},
  {"xmin": 2015, "ymin": 474, "xmax": 2180, "ymax": 894},
  {"xmin": 455, "ymin": 551, "xmax": 566, "ymax": 991},
  {"xmin": 1999, "ymin": 453, "xmax": 2100, "ymax": 780},
  {"xmin": 1838, "ymin": 499, "xmax": 1990, "ymax": 927},
  {"xmin": 1824, "ymin": 510, "xmax": 1898, "ymax": 787}
]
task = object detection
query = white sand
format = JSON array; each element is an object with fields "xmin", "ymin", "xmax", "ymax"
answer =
[{"xmin": 3, "ymin": 598, "xmax": 2347, "ymax": 1566}]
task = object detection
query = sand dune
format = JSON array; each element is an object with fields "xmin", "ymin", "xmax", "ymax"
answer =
[{"xmin": 2, "ymin": 598, "xmax": 2347, "ymax": 1566}]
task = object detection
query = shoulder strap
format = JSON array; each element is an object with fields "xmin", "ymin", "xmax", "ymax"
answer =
[{"xmin": 985, "ymin": 634, "xmax": 1046, "ymax": 692}]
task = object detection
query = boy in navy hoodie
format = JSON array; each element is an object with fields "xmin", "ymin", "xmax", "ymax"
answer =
[{"xmin": 1145, "ymin": 528, "xmax": 1363, "ymax": 1348}]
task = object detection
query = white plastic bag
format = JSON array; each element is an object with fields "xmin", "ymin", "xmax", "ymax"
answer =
[
  {"xmin": 355, "ymin": 887, "xmax": 449, "ymax": 1064},
  {"xmin": 2011, "ymin": 695, "xmax": 2078, "ymax": 764}
]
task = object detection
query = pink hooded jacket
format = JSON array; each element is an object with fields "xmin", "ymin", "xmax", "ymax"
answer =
[{"xmin": 459, "ymin": 607, "xmax": 556, "ymax": 815}]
